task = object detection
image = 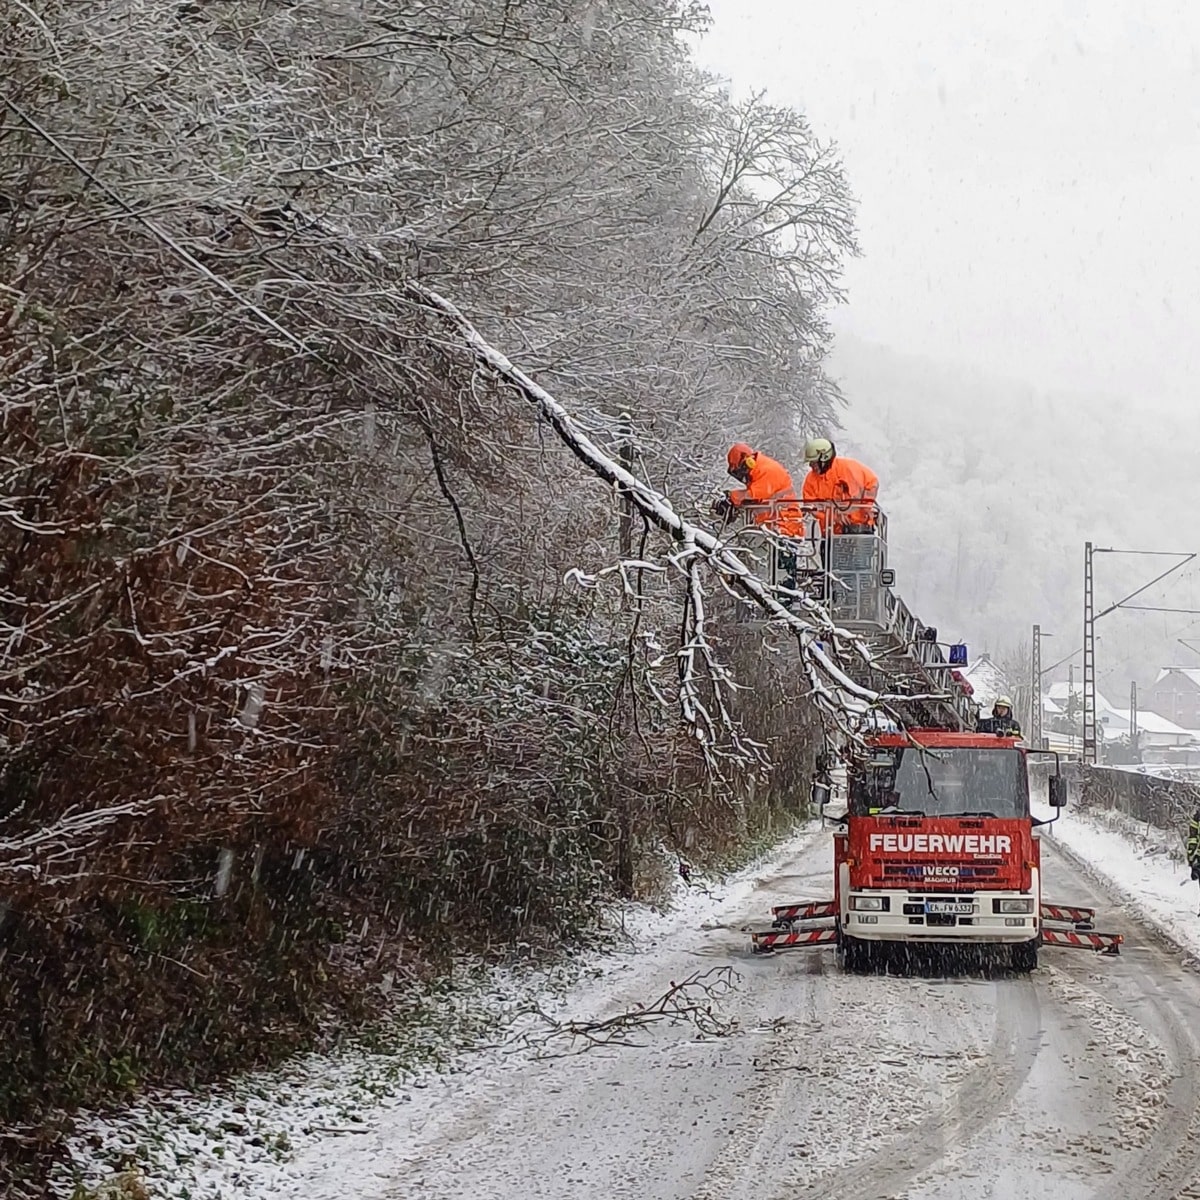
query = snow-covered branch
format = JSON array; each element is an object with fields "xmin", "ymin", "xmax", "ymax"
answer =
[{"xmin": 408, "ymin": 281, "xmax": 915, "ymax": 747}]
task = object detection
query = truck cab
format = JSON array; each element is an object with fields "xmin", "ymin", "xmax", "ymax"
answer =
[{"xmin": 835, "ymin": 730, "xmax": 1046, "ymax": 970}]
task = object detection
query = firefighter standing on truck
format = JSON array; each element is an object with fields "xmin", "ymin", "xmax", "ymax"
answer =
[
  {"xmin": 989, "ymin": 696, "xmax": 1022, "ymax": 737},
  {"xmin": 801, "ymin": 438, "xmax": 879, "ymax": 533},
  {"xmin": 1187, "ymin": 806, "xmax": 1200, "ymax": 915}
]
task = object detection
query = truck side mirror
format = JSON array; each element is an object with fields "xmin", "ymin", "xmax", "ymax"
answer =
[
  {"xmin": 812, "ymin": 780, "xmax": 832, "ymax": 809},
  {"xmin": 1048, "ymin": 776, "xmax": 1067, "ymax": 808}
]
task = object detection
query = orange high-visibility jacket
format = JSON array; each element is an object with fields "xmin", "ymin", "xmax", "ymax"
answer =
[
  {"xmin": 802, "ymin": 456, "xmax": 879, "ymax": 532},
  {"xmin": 729, "ymin": 453, "xmax": 805, "ymax": 537}
]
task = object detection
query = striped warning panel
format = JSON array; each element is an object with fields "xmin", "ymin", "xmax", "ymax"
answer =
[
  {"xmin": 1040, "ymin": 902, "xmax": 1096, "ymax": 924},
  {"xmin": 1042, "ymin": 927, "xmax": 1123, "ymax": 953},
  {"xmin": 752, "ymin": 926, "xmax": 839, "ymax": 952},
  {"xmin": 771, "ymin": 900, "xmax": 838, "ymax": 922}
]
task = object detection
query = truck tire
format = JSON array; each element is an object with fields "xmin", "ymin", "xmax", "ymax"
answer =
[
  {"xmin": 841, "ymin": 934, "xmax": 871, "ymax": 972},
  {"xmin": 1010, "ymin": 940, "xmax": 1039, "ymax": 972}
]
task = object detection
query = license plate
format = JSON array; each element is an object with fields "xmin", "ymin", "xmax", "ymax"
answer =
[{"xmin": 926, "ymin": 901, "xmax": 974, "ymax": 915}]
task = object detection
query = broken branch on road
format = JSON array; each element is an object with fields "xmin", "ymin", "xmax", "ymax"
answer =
[{"xmin": 513, "ymin": 966, "xmax": 741, "ymax": 1058}]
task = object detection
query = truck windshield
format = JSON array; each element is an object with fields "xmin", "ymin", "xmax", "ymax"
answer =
[{"xmin": 850, "ymin": 748, "xmax": 1028, "ymax": 819}]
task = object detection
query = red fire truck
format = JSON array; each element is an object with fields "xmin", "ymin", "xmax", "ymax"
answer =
[
  {"xmin": 729, "ymin": 499, "xmax": 1122, "ymax": 968},
  {"xmin": 750, "ymin": 728, "xmax": 1122, "ymax": 970}
]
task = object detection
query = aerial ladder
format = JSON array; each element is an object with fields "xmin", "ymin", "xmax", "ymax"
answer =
[{"xmin": 722, "ymin": 500, "xmax": 975, "ymax": 728}]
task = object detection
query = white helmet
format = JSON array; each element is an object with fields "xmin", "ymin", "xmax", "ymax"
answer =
[
  {"xmin": 995, "ymin": 696, "xmax": 1013, "ymax": 710},
  {"xmin": 804, "ymin": 437, "xmax": 834, "ymax": 466}
]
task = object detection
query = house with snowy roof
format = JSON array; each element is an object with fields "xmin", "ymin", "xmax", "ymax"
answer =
[
  {"xmin": 1149, "ymin": 668, "xmax": 1200, "ymax": 731},
  {"xmin": 1045, "ymin": 679, "xmax": 1116, "ymax": 716},
  {"xmin": 1119, "ymin": 707, "xmax": 1200, "ymax": 764},
  {"xmin": 959, "ymin": 653, "xmax": 1008, "ymax": 712},
  {"xmin": 1040, "ymin": 676, "xmax": 1200, "ymax": 763}
]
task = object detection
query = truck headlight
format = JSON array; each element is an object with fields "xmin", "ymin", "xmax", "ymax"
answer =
[
  {"xmin": 994, "ymin": 898, "xmax": 1034, "ymax": 914},
  {"xmin": 850, "ymin": 896, "xmax": 887, "ymax": 911}
]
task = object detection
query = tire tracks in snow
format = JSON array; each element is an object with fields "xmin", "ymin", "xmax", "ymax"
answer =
[
  {"xmin": 1037, "ymin": 839, "xmax": 1200, "ymax": 1200},
  {"xmin": 790, "ymin": 976, "xmax": 1042, "ymax": 1200},
  {"xmin": 882, "ymin": 836, "xmax": 1200, "ymax": 1200},
  {"xmin": 687, "ymin": 966, "xmax": 1041, "ymax": 1200},
  {"xmin": 1086, "ymin": 986, "xmax": 1194, "ymax": 1200},
  {"xmin": 1063, "ymin": 938, "xmax": 1200, "ymax": 1200}
]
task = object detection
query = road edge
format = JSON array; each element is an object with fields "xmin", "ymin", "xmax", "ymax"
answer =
[{"xmin": 1043, "ymin": 823, "xmax": 1200, "ymax": 972}]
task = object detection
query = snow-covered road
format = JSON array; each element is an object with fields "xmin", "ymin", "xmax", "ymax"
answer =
[{"xmin": 269, "ymin": 828, "xmax": 1200, "ymax": 1200}]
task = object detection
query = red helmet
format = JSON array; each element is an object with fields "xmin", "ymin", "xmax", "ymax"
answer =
[{"xmin": 727, "ymin": 442, "xmax": 754, "ymax": 473}]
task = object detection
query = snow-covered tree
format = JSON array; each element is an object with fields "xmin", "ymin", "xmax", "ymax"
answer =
[{"xmin": 0, "ymin": 0, "xmax": 857, "ymax": 1146}]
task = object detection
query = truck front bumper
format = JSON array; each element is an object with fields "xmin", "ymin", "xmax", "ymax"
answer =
[{"xmin": 842, "ymin": 883, "xmax": 1039, "ymax": 946}]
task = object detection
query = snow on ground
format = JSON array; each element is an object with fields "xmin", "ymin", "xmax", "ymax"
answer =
[
  {"xmin": 269, "ymin": 830, "xmax": 1051, "ymax": 1200},
  {"xmin": 257, "ymin": 829, "xmax": 1200, "ymax": 1200},
  {"xmin": 57, "ymin": 801, "xmax": 1200, "ymax": 1200},
  {"xmin": 51, "ymin": 825, "xmax": 821, "ymax": 1200},
  {"xmin": 1048, "ymin": 805, "xmax": 1200, "ymax": 960}
]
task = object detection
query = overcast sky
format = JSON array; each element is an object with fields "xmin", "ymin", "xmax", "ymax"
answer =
[{"xmin": 692, "ymin": 1, "xmax": 1200, "ymax": 403}]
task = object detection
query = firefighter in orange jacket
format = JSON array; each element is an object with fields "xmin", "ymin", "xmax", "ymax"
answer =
[
  {"xmin": 801, "ymin": 437, "xmax": 878, "ymax": 533},
  {"xmin": 715, "ymin": 443, "xmax": 805, "ymax": 537}
]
